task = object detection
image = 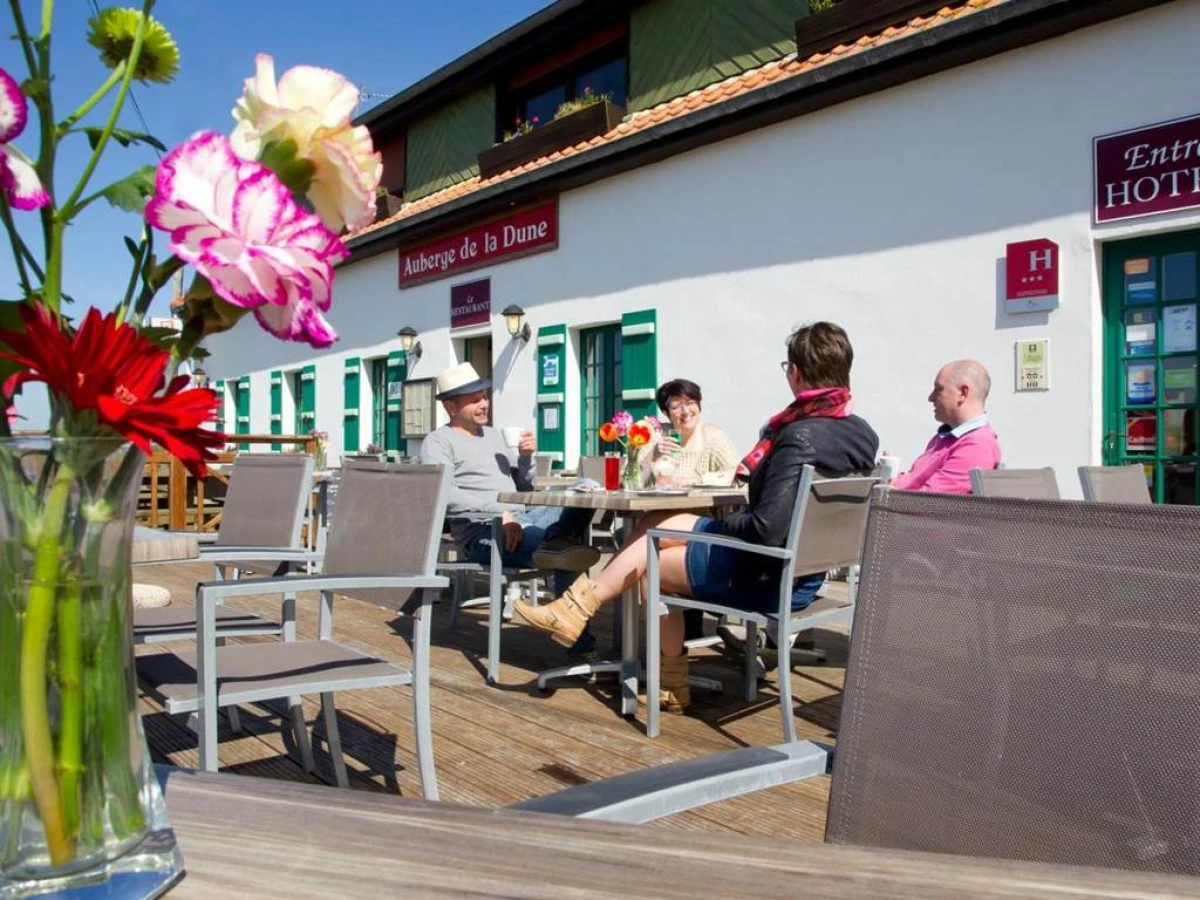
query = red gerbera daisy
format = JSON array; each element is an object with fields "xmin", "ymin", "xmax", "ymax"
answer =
[{"xmin": 0, "ymin": 304, "xmax": 225, "ymax": 477}]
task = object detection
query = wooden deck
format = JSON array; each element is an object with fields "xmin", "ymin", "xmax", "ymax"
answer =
[{"xmin": 136, "ymin": 562, "xmax": 848, "ymax": 840}]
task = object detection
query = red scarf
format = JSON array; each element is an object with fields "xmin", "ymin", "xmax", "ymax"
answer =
[{"xmin": 736, "ymin": 387, "xmax": 852, "ymax": 480}]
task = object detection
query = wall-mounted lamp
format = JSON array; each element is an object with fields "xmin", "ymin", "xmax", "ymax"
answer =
[
  {"xmin": 501, "ymin": 304, "xmax": 531, "ymax": 342},
  {"xmin": 396, "ymin": 326, "xmax": 423, "ymax": 360}
]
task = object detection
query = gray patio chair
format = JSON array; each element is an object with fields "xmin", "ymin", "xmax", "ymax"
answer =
[
  {"xmin": 515, "ymin": 490, "xmax": 1200, "ymax": 878},
  {"xmin": 534, "ymin": 453, "xmax": 554, "ymax": 478},
  {"xmin": 133, "ymin": 453, "xmax": 318, "ymax": 645},
  {"xmin": 133, "ymin": 453, "xmax": 318, "ymax": 755},
  {"xmin": 970, "ymin": 466, "xmax": 1060, "ymax": 498},
  {"xmin": 137, "ymin": 461, "xmax": 450, "ymax": 798},
  {"xmin": 645, "ymin": 466, "xmax": 878, "ymax": 741},
  {"xmin": 1078, "ymin": 464, "xmax": 1152, "ymax": 503}
]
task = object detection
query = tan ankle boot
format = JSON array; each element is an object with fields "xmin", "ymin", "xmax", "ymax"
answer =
[
  {"xmin": 659, "ymin": 654, "xmax": 691, "ymax": 714},
  {"xmin": 514, "ymin": 574, "xmax": 601, "ymax": 647}
]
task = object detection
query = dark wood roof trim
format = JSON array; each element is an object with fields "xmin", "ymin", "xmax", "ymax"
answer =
[
  {"xmin": 796, "ymin": 0, "xmax": 971, "ymax": 59},
  {"xmin": 346, "ymin": 0, "xmax": 1175, "ymax": 262},
  {"xmin": 507, "ymin": 22, "xmax": 628, "ymax": 91}
]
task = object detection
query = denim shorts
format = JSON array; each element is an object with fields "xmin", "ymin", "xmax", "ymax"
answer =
[{"xmin": 684, "ymin": 517, "xmax": 823, "ymax": 615}]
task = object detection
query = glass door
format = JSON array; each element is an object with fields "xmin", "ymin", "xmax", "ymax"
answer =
[
  {"xmin": 370, "ymin": 359, "xmax": 387, "ymax": 450},
  {"xmin": 462, "ymin": 336, "xmax": 493, "ymax": 426},
  {"xmin": 1103, "ymin": 231, "xmax": 1200, "ymax": 503},
  {"xmin": 579, "ymin": 324, "xmax": 622, "ymax": 457}
]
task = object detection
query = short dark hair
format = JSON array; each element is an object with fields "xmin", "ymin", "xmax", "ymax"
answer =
[
  {"xmin": 786, "ymin": 322, "xmax": 853, "ymax": 389},
  {"xmin": 655, "ymin": 379, "xmax": 703, "ymax": 414}
]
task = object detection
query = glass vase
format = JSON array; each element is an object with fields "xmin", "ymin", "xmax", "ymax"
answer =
[
  {"xmin": 621, "ymin": 448, "xmax": 647, "ymax": 491},
  {"xmin": 0, "ymin": 438, "xmax": 183, "ymax": 898}
]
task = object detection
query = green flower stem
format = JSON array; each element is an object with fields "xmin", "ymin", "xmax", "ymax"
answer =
[
  {"xmin": 19, "ymin": 463, "xmax": 74, "ymax": 865},
  {"xmin": 56, "ymin": 63, "xmax": 126, "ymax": 137},
  {"xmin": 57, "ymin": 0, "xmax": 151, "ymax": 221},
  {"xmin": 166, "ymin": 315, "xmax": 206, "ymax": 382},
  {"xmin": 0, "ymin": 196, "xmax": 34, "ymax": 297},
  {"xmin": 55, "ymin": 579, "xmax": 83, "ymax": 838},
  {"xmin": 98, "ymin": 592, "xmax": 142, "ymax": 836},
  {"xmin": 7, "ymin": 0, "xmax": 40, "ymax": 83}
]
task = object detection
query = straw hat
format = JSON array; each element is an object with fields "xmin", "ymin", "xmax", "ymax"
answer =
[{"xmin": 435, "ymin": 362, "xmax": 491, "ymax": 400}]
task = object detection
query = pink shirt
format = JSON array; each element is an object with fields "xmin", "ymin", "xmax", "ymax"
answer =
[{"xmin": 892, "ymin": 418, "xmax": 1001, "ymax": 494}]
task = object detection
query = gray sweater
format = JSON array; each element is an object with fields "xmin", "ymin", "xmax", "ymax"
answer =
[{"xmin": 419, "ymin": 425, "xmax": 534, "ymax": 544}]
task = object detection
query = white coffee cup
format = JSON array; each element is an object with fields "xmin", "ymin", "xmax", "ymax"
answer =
[
  {"xmin": 501, "ymin": 426, "xmax": 523, "ymax": 448},
  {"xmin": 878, "ymin": 454, "xmax": 901, "ymax": 484}
]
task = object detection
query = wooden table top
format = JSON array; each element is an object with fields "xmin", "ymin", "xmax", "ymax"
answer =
[
  {"xmin": 132, "ymin": 526, "xmax": 200, "ymax": 565},
  {"xmin": 499, "ymin": 486, "xmax": 747, "ymax": 512},
  {"xmin": 160, "ymin": 768, "xmax": 1200, "ymax": 899}
]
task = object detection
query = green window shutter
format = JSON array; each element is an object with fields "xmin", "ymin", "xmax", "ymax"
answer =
[
  {"xmin": 342, "ymin": 357, "xmax": 361, "ymax": 454},
  {"xmin": 385, "ymin": 351, "xmax": 407, "ymax": 454},
  {"xmin": 405, "ymin": 85, "xmax": 495, "ymax": 201},
  {"xmin": 536, "ymin": 324, "xmax": 567, "ymax": 469},
  {"xmin": 269, "ymin": 370, "xmax": 283, "ymax": 451},
  {"xmin": 620, "ymin": 310, "xmax": 658, "ymax": 420},
  {"xmin": 214, "ymin": 380, "xmax": 226, "ymax": 434},
  {"xmin": 236, "ymin": 376, "xmax": 251, "ymax": 450},
  {"xmin": 628, "ymin": 0, "xmax": 806, "ymax": 112}
]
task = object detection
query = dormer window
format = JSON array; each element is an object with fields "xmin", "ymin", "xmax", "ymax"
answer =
[{"xmin": 500, "ymin": 33, "xmax": 628, "ymax": 140}]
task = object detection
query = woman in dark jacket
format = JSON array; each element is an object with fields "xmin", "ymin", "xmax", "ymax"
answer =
[{"xmin": 516, "ymin": 322, "xmax": 878, "ymax": 712}]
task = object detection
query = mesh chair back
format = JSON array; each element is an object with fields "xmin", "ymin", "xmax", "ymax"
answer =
[
  {"xmin": 215, "ymin": 454, "xmax": 314, "ymax": 547},
  {"xmin": 534, "ymin": 454, "xmax": 553, "ymax": 478},
  {"xmin": 322, "ymin": 459, "xmax": 448, "ymax": 607},
  {"xmin": 1079, "ymin": 465, "xmax": 1152, "ymax": 503},
  {"xmin": 792, "ymin": 474, "xmax": 878, "ymax": 577},
  {"xmin": 579, "ymin": 456, "xmax": 606, "ymax": 483},
  {"xmin": 971, "ymin": 466, "xmax": 1060, "ymax": 499},
  {"xmin": 826, "ymin": 489, "xmax": 1200, "ymax": 875}
]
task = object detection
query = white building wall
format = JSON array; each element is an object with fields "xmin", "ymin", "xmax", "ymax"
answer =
[{"xmin": 206, "ymin": 1, "xmax": 1200, "ymax": 495}]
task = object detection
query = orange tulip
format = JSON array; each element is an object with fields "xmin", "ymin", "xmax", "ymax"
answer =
[
  {"xmin": 628, "ymin": 423, "xmax": 652, "ymax": 447},
  {"xmin": 598, "ymin": 422, "xmax": 618, "ymax": 443}
]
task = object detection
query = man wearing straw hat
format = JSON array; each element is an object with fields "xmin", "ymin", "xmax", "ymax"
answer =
[{"xmin": 421, "ymin": 362, "xmax": 600, "ymax": 651}]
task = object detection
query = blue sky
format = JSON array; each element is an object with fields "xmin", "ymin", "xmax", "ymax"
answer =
[{"xmin": 3, "ymin": 0, "xmax": 549, "ymax": 424}]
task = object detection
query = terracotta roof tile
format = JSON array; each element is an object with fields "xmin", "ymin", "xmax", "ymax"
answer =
[{"xmin": 352, "ymin": 0, "xmax": 1007, "ymax": 241}]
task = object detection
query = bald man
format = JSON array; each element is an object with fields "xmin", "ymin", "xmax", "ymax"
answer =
[{"xmin": 891, "ymin": 359, "xmax": 1002, "ymax": 493}]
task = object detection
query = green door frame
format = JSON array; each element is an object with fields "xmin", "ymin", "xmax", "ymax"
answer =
[{"xmin": 1102, "ymin": 230, "xmax": 1200, "ymax": 504}]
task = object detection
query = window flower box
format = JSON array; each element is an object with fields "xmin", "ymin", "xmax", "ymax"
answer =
[{"xmin": 478, "ymin": 100, "xmax": 625, "ymax": 180}]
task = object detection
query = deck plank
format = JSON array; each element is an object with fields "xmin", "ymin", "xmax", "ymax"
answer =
[{"xmin": 135, "ymin": 561, "xmax": 851, "ymax": 839}]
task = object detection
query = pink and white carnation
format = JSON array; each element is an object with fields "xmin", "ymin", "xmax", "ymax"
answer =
[
  {"xmin": 144, "ymin": 131, "xmax": 348, "ymax": 349},
  {"xmin": 0, "ymin": 67, "xmax": 50, "ymax": 210},
  {"xmin": 230, "ymin": 54, "xmax": 382, "ymax": 233}
]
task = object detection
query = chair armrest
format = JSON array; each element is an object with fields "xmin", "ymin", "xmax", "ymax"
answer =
[
  {"xmin": 197, "ymin": 572, "xmax": 449, "ymax": 603},
  {"xmin": 199, "ymin": 547, "xmax": 324, "ymax": 565},
  {"xmin": 646, "ymin": 528, "xmax": 792, "ymax": 560},
  {"xmin": 509, "ymin": 740, "xmax": 831, "ymax": 823}
]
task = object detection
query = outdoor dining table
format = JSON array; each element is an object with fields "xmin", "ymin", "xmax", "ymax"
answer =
[
  {"xmin": 496, "ymin": 486, "xmax": 747, "ymax": 715},
  {"xmin": 156, "ymin": 766, "xmax": 1199, "ymax": 899}
]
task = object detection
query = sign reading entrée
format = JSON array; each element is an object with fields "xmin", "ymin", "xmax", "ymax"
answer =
[
  {"xmin": 1095, "ymin": 114, "xmax": 1200, "ymax": 223},
  {"xmin": 398, "ymin": 201, "xmax": 558, "ymax": 287},
  {"xmin": 450, "ymin": 278, "xmax": 490, "ymax": 330}
]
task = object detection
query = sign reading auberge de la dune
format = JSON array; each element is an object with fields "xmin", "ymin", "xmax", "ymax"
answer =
[{"xmin": 397, "ymin": 200, "xmax": 559, "ymax": 287}]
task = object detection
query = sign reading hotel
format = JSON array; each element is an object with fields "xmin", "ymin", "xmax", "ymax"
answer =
[
  {"xmin": 1005, "ymin": 238, "xmax": 1059, "ymax": 313},
  {"xmin": 398, "ymin": 200, "xmax": 558, "ymax": 287},
  {"xmin": 1094, "ymin": 113, "xmax": 1200, "ymax": 223},
  {"xmin": 450, "ymin": 278, "xmax": 490, "ymax": 330}
]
